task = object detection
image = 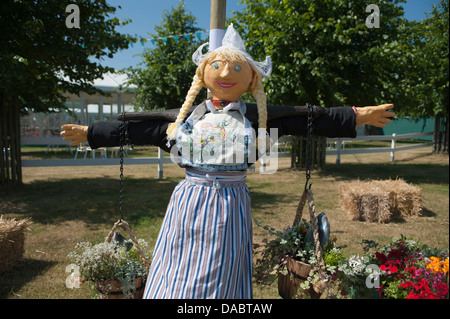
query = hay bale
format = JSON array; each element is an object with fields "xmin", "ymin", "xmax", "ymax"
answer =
[
  {"xmin": 338, "ymin": 180, "xmax": 393, "ymax": 223},
  {"xmin": 372, "ymin": 179, "xmax": 423, "ymax": 217},
  {"xmin": 339, "ymin": 179, "xmax": 422, "ymax": 223},
  {"xmin": 0, "ymin": 216, "xmax": 30, "ymax": 273}
]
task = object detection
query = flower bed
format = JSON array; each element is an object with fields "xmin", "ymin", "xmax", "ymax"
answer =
[
  {"xmin": 254, "ymin": 217, "xmax": 449, "ymax": 299},
  {"xmin": 368, "ymin": 236, "xmax": 448, "ymax": 299},
  {"xmin": 327, "ymin": 236, "xmax": 448, "ymax": 299}
]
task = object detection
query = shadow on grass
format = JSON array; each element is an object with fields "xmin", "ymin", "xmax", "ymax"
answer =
[
  {"xmin": 248, "ymin": 184, "xmax": 301, "ymax": 219},
  {"xmin": 318, "ymin": 162, "xmax": 449, "ymax": 185},
  {"xmin": 0, "ymin": 259, "xmax": 56, "ymax": 298},
  {"xmin": 0, "ymin": 177, "xmax": 180, "ymax": 226}
]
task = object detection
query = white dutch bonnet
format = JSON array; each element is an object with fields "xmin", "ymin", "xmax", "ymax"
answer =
[{"xmin": 192, "ymin": 23, "xmax": 272, "ymax": 78}]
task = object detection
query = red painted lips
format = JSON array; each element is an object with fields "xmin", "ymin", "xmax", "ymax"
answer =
[{"xmin": 215, "ymin": 80, "xmax": 237, "ymax": 88}]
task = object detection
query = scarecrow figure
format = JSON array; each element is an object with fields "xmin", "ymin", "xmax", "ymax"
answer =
[{"xmin": 61, "ymin": 24, "xmax": 394, "ymax": 299}]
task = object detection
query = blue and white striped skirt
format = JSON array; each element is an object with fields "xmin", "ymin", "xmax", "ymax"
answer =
[{"xmin": 143, "ymin": 168, "xmax": 253, "ymax": 299}]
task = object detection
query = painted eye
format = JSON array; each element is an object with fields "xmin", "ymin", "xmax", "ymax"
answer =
[
  {"xmin": 212, "ymin": 62, "xmax": 219, "ymax": 70},
  {"xmin": 234, "ymin": 65, "xmax": 241, "ymax": 72}
]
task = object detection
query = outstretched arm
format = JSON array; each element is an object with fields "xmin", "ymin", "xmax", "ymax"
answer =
[
  {"xmin": 355, "ymin": 104, "xmax": 395, "ymax": 128},
  {"xmin": 61, "ymin": 120, "xmax": 170, "ymax": 151},
  {"xmin": 268, "ymin": 106, "xmax": 357, "ymax": 138},
  {"xmin": 268, "ymin": 103, "xmax": 395, "ymax": 138},
  {"xmin": 60, "ymin": 124, "xmax": 88, "ymax": 146}
]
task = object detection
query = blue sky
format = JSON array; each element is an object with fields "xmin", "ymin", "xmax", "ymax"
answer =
[{"xmin": 99, "ymin": 0, "xmax": 439, "ymax": 70}]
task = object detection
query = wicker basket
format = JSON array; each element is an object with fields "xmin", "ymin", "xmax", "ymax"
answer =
[
  {"xmin": 97, "ymin": 219, "xmax": 150, "ymax": 299},
  {"xmin": 277, "ymin": 189, "xmax": 325, "ymax": 299},
  {"xmin": 96, "ymin": 276, "xmax": 145, "ymax": 299}
]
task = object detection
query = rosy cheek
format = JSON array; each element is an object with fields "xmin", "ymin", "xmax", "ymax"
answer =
[{"xmin": 205, "ymin": 70, "xmax": 213, "ymax": 82}]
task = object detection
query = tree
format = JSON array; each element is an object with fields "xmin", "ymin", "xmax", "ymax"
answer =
[
  {"xmin": 0, "ymin": 0, "xmax": 136, "ymax": 185},
  {"xmin": 0, "ymin": 0, "xmax": 136, "ymax": 113},
  {"xmin": 230, "ymin": 0, "xmax": 448, "ymax": 119},
  {"xmin": 124, "ymin": 1, "xmax": 206, "ymax": 111},
  {"xmin": 395, "ymin": 0, "xmax": 448, "ymax": 118},
  {"xmin": 231, "ymin": 0, "xmax": 408, "ymax": 109},
  {"xmin": 425, "ymin": 0, "xmax": 449, "ymax": 118}
]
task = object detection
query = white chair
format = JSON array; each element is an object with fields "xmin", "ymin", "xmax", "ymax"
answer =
[
  {"xmin": 85, "ymin": 147, "xmax": 107, "ymax": 159},
  {"xmin": 74, "ymin": 144, "xmax": 88, "ymax": 159},
  {"xmin": 108, "ymin": 146, "xmax": 132, "ymax": 158},
  {"xmin": 74, "ymin": 144, "xmax": 107, "ymax": 159}
]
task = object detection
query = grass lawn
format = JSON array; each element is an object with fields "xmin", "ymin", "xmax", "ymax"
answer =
[{"xmin": 0, "ymin": 146, "xmax": 448, "ymax": 299}]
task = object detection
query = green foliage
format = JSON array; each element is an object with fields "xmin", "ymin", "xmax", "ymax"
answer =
[
  {"xmin": 124, "ymin": 1, "xmax": 206, "ymax": 110},
  {"xmin": 68, "ymin": 238, "xmax": 151, "ymax": 298},
  {"xmin": 231, "ymin": 0, "xmax": 449, "ymax": 117},
  {"xmin": 252, "ymin": 218, "xmax": 311, "ymax": 284},
  {"xmin": 394, "ymin": 0, "xmax": 449, "ymax": 117},
  {"xmin": 323, "ymin": 245, "xmax": 346, "ymax": 267},
  {"xmin": 0, "ymin": 0, "xmax": 136, "ymax": 113}
]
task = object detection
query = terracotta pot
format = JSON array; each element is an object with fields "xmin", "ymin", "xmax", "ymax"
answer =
[
  {"xmin": 96, "ymin": 276, "xmax": 145, "ymax": 299},
  {"xmin": 278, "ymin": 257, "xmax": 321, "ymax": 299}
]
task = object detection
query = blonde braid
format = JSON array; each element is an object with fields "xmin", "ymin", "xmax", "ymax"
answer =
[
  {"xmin": 251, "ymin": 72, "xmax": 269, "ymax": 154},
  {"xmin": 166, "ymin": 74, "xmax": 204, "ymax": 140}
]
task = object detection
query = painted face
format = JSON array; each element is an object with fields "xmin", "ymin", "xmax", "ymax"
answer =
[{"xmin": 203, "ymin": 56, "xmax": 254, "ymax": 102}]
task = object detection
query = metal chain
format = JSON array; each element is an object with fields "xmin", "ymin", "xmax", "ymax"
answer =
[
  {"xmin": 305, "ymin": 103, "xmax": 314, "ymax": 191},
  {"xmin": 118, "ymin": 113, "xmax": 129, "ymax": 221}
]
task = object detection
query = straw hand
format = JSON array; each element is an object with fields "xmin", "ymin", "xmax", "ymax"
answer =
[
  {"xmin": 355, "ymin": 104, "xmax": 395, "ymax": 128},
  {"xmin": 60, "ymin": 124, "xmax": 88, "ymax": 146}
]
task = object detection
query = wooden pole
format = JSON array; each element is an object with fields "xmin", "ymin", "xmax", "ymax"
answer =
[
  {"xmin": 209, "ymin": 0, "xmax": 227, "ymax": 50},
  {"xmin": 208, "ymin": 0, "xmax": 227, "ymax": 99}
]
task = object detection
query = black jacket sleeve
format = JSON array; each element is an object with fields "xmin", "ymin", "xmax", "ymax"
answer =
[
  {"xmin": 87, "ymin": 106, "xmax": 356, "ymax": 150},
  {"xmin": 87, "ymin": 120, "xmax": 170, "ymax": 151},
  {"xmin": 267, "ymin": 106, "xmax": 356, "ymax": 138}
]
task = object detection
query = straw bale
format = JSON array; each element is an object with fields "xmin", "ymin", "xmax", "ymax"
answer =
[
  {"xmin": 0, "ymin": 216, "xmax": 30, "ymax": 273},
  {"xmin": 372, "ymin": 179, "xmax": 423, "ymax": 217},
  {"xmin": 338, "ymin": 179, "xmax": 422, "ymax": 223}
]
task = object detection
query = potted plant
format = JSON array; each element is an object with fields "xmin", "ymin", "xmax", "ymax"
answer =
[
  {"xmin": 253, "ymin": 214, "xmax": 346, "ymax": 299},
  {"xmin": 68, "ymin": 220, "xmax": 151, "ymax": 299}
]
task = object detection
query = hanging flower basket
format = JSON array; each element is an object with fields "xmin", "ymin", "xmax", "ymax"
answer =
[
  {"xmin": 96, "ymin": 276, "xmax": 146, "ymax": 299},
  {"xmin": 68, "ymin": 219, "xmax": 151, "ymax": 299},
  {"xmin": 278, "ymin": 257, "xmax": 320, "ymax": 299},
  {"xmin": 277, "ymin": 189, "xmax": 327, "ymax": 299},
  {"xmin": 254, "ymin": 189, "xmax": 329, "ymax": 299}
]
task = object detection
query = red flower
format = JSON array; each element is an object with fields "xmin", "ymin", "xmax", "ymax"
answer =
[
  {"xmin": 400, "ymin": 282, "xmax": 410, "ymax": 288},
  {"xmin": 404, "ymin": 266, "xmax": 417, "ymax": 275},
  {"xmin": 376, "ymin": 252, "xmax": 388, "ymax": 265},
  {"xmin": 406, "ymin": 291, "xmax": 421, "ymax": 299},
  {"xmin": 380, "ymin": 264, "xmax": 398, "ymax": 275},
  {"xmin": 377, "ymin": 285, "xmax": 384, "ymax": 298},
  {"xmin": 413, "ymin": 279, "xmax": 430, "ymax": 292},
  {"xmin": 390, "ymin": 265, "xmax": 398, "ymax": 274},
  {"xmin": 388, "ymin": 249, "xmax": 404, "ymax": 260}
]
